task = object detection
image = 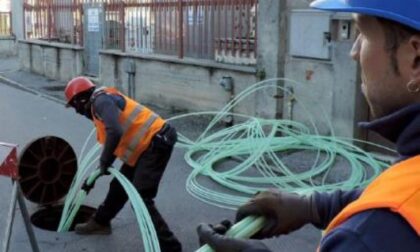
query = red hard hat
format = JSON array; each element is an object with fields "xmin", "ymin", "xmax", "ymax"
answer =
[{"xmin": 64, "ymin": 77, "xmax": 95, "ymax": 106}]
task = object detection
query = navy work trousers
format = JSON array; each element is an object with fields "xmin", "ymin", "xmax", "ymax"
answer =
[{"xmin": 95, "ymin": 124, "xmax": 182, "ymax": 252}]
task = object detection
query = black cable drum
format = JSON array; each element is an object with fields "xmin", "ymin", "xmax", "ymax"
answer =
[{"xmin": 18, "ymin": 136, "xmax": 78, "ymax": 205}]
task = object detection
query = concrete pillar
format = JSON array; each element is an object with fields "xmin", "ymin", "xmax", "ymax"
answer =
[
  {"xmin": 256, "ymin": 0, "xmax": 287, "ymax": 119},
  {"xmin": 11, "ymin": 0, "xmax": 24, "ymax": 40}
]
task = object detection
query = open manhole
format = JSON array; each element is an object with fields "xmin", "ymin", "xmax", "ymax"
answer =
[
  {"xmin": 31, "ymin": 205, "xmax": 96, "ymax": 231},
  {"xmin": 18, "ymin": 136, "xmax": 95, "ymax": 232}
]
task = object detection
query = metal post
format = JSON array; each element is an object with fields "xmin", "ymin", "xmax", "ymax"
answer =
[
  {"xmin": 254, "ymin": 0, "xmax": 259, "ymax": 55},
  {"xmin": 2, "ymin": 182, "xmax": 18, "ymax": 252},
  {"xmin": 119, "ymin": 1, "xmax": 126, "ymax": 52},
  {"xmin": 9, "ymin": 12, "xmax": 12, "ymax": 37},
  {"xmin": 125, "ymin": 59, "xmax": 136, "ymax": 99},
  {"xmin": 2, "ymin": 182, "xmax": 40, "ymax": 252},
  {"xmin": 23, "ymin": 1, "xmax": 26, "ymax": 39},
  {"xmin": 17, "ymin": 185, "xmax": 40, "ymax": 252},
  {"xmin": 47, "ymin": 1, "xmax": 52, "ymax": 41},
  {"xmin": 79, "ymin": 2, "xmax": 84, "ymax": 46},
  {"xmin": 178, "ymin": 0, "xmax": 183, "ymax": 58}
]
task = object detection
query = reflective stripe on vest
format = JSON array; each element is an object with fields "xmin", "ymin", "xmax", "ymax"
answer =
[
  {"xmin": 122, "ymin": 105, "xmax": 144, "ymax": 132},
  {"xmin": 122, "ymin": 113, "xmax": 158, "ymax": 161},
  {"xmin": 92, "ymin": 87, "xmax": 165, "ymax": 167}
]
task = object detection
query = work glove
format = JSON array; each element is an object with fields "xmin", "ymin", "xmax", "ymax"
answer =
[
  {"xmin": 98, "ymin": 164, "xmax": 110, "ymax": 176},
  {"xmin": 198, "ymin": 220, "xmax": 232, "ymax": 246},
  {"xmin": 236, "ymin": 189, "xmax": 320, "ymax": 238},
  {"xmin": 197, "ymin": 221, "xmax": 269, "ymax": 252}
]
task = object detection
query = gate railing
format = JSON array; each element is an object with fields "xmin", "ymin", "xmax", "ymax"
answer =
[
  {"xmin": 24, "ymin": 0, "xmax": 258, "ymax": 63},
  {"xmin": 0, "ymin": 11, "xmax": 12, "ymax": 37},
  {"xmin": 24, "ymin": 0, "xmax": 83, "ymax": 45}
]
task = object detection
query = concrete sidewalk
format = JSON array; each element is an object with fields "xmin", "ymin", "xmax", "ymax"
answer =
[{"xmin": 0, "ymin": 56, "xmax": 66, "ymax": 102}]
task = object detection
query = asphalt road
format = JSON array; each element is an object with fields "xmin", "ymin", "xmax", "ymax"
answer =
[{"xmin": 0, "ymin": 81, "xmax": 320, "ymax": 252}]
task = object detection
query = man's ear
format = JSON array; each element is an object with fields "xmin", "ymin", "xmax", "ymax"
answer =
[{"xmin": 409, "ymin": 35, "xmax": 420, "ymax": 81}]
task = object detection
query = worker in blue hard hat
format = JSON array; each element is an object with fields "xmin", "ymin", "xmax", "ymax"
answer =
[{"xmin": 197, "ymin": 0, "xmax": 420, "ymax": 251}]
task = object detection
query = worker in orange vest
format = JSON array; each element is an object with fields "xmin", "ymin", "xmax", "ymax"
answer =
[
  {"xmin": 197, "ymin": 0, "xmax": 420, "ymax": 251},
  {"xmin": 64, "ymin": 78, "xmax": 182, "ymax": 252}
]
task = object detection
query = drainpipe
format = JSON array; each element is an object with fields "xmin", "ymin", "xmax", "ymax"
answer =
[
  {"xmin": 219, "ymin": 76, "xmax": 234, "ymax": 127},
  {"xmin": 286, "ymin": 86, "xmax": 295, "ymax": 121},
  {"xmin": 124, "ymin": 59, "xmax": 136, "ymax": 98}
]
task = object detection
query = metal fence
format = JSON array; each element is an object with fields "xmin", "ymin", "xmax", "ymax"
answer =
[
  {"xmin": 24, "ymin": 0, "xmax": 83, "ymax": 44},
  {"xmin": 24, "ymin": 0, "xmax": 258, "ymax": 62},
  {"xmin": 0, "ymin": 11, "xmax": 11, "ymax": 36}
]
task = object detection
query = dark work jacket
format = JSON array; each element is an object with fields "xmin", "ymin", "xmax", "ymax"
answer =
[
  {"xmin": 246, "ymin": 104, "xmax": 420, "ymax": 252},
  {"xmin": 90, "ymin": 92, "xmax": 126, "ymax": 168}
]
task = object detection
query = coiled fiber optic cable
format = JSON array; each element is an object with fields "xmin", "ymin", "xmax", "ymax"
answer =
[
  {"xmin": 168, "ymin": 78, "xmax": 393, "ymax": 210},
  {"xmin": 58, "ymin": 130, "xmax": 161, "ymax": 252},
  {"xmin": 171, "ymin": 78, "xmax": 394, "ymax": 251},
  {"xmin": 60, "ymin": 78, "xmax": 394, "ymax": 252}
]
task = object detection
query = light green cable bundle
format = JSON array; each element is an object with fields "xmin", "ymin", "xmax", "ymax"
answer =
[
  {"xmin": 109, "ymin": 168, "xmax": 160, "ymax": 251},
  {"xmin": 58, "ymin": 129, "xmax": 102, "ymax": 231},
  {"xmin": 57, "ymin": 129, "xmax": 161, "ymax": 252},
  {"xmin": 168, "ymin": 78, "xmax": 394, "ymax": 210},
  {"xmin": 58, "ymin": 169, "xmax": 101, "ymax": 231},
  {"xmin": 171, "ymin": 78, "xmax": 394, "ymax": 251},
  {"xmin": 57, "ymin": 78, "xmax": 395, "ymax": 252}
]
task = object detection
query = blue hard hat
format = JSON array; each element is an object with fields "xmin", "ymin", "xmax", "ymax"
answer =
[{"xmin": 310, "ymin": 0, "xmax": 420, "ymax": 31}]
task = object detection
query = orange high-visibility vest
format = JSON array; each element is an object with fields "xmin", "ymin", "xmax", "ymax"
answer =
[
  {"xmin": 319, "ymin": 155, "xmax": 420, "ymax": 251},
  {"xmin": 91, "ymin": 87, "xmax": 165, "ymax": 167}
]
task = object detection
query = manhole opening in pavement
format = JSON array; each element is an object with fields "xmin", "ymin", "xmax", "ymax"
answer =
[
  {"xmin": 42, "ymin": 86, "xmax": 66, "ymax": 91},
  {"xmin": 31, "ymin": 205, "xmax": 96, "ymax": 232}
]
